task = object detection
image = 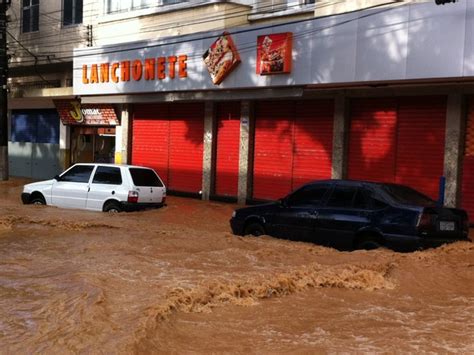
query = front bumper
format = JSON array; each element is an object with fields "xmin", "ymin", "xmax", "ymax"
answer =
[
  {"xmin": 384, "ymin": 233, "xmax": 470, "ymax": 251},
  {"xmin": 21, "ymin": 192, "xmax": 31, "ymax": 204},
  {"xmin": 230, "ymin": 217, "xmax": 245, "ymax": 235}
]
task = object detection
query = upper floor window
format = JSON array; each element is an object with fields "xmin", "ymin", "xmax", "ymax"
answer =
[
  {"xmin": 63, "ymin": 0, "xmax": 83, "ymax": 26},
  {"xmin": 22, "ymin": 0, "xmax": 39, "ymax": 33},
  {"xmin": 106, "ymin": 0, "xmax": 187, "ymax": 14}
]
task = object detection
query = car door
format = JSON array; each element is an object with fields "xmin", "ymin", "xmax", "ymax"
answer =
[
  {"xmin": 315, "ymin": 184, "xmax": 372, "ymax": 250},
  {"xmin": 268, "ymin": 183, "xmax": 330, "ymax": 242},
  {"xmin": 128, "ymin": 167, "xmax": 165, "ymax": 203},
  {"xmin": 86, "ymin": 166, "xmax": 124, "ymax": 211},
  {"xmin": 51, "ymin": 164, "xmax": 95, "ymax": 209}
]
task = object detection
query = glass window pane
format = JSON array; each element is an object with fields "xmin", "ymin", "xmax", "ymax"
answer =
[
  {"xmin": 32, "ymin": 5, "xmax": 39, "ymax": 31},
  {"xmin": 60, "ymin": 165, "xmax": 94, "ymax": 183},
  {"xmin": 129, "ymin": 168, "xmax": 163, "ymax": 187},
  {"xmin": 63, "ymin": 0, "xmax": 73, "ymax": 26},
  {"xmin": 23, "ymin": 0, "xmax": 31, "ymax": 8},
  {"xmin": 326, "ymin": 186, "xmax": 358, "ymax": 208},
  {"xmin": 92, "ymin": 167, "xmax": 122, "ymax": 185},
  {"xmin": 22, "ymin": 9, "xmax": 31, "ymax": 33},
  {"xmin": 76, "ymin": 0, "xmax": 83, "ymax": 24},
  {"xmin": 288, "ymin": 184, "xmax": 329, "ymax": 207}
]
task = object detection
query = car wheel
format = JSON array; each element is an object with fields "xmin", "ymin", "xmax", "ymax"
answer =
[
  {"xmin": 356, "ymin": 236, "xmax": 382, "ymax": 250},
  {"xmin": 30, "ymin": 196, "xmax": 46, "ymax": 205},
  {"xmin": 244, "ymin": 222, "xmax": 265, "ymax": 237},
  {"xmin": 103, "ymin": 201, "xmax": 122, "ymax": 213}
]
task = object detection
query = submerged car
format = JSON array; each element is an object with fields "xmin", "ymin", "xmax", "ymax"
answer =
[
  {"xmin": 22, "ymin": 163, "xmax": 166, "ymax": 212},
  {"xmin": 230, "ymin": 180, "xmax": 470, "ymax": 251}
]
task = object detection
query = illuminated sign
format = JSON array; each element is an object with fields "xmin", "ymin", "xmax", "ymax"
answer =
[
  {"xmin": 54, "ymin": 100, "xmax": 119, "ymax": 126},
  {"xmin": 203, "ymin": 32, "xmax": 241, "ymax": 85},
  {"xmin": 257, "ymin": 33, "xmax": 293, "ymax": 75}
]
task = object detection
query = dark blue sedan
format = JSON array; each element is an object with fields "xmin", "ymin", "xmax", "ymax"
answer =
[{"xmin": 230, "ymin": 180, "xmax": 470, "ymax": 251}]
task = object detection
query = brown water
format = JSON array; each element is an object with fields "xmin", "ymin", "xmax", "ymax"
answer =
[{"xmin": 1, "ymin": 178, "xmax": 473, "ymax": 353}]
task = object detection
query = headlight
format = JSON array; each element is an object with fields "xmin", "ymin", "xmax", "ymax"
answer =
[{"xmin": 232, "ymin": 211, "xmax": 236, "ymax": 218}]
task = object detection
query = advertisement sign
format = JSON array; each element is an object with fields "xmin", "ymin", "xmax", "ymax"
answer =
[
  {"xmin": 54, "ymin": 100, "xmax": 119, "ymax": 126},
  {"xmin": 203, "ymin": 32, "xmax": 241, "ymax": 85},
  {"xmin": 256, "ymin": 32, "xmax": 293, "ymax": 75}
]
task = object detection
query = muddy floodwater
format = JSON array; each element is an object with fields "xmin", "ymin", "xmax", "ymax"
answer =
[{"xmin": 0, "ymin": 178, "xmax": 473, "ymax": 353}]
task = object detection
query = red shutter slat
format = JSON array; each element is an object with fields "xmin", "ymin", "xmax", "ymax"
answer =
[
  {"xmin": 395, "ymin": 97, "xmax": 446, "ymax": 200},
  {"xmin": 215, "ymin": 102, "xmax": 240, "ymax": 197},
  {"xmin": 168, "ymin": 103, "xmax": 204, "ymax": 193},
  {"xmin": 461, "ymin": 98, "xmax": 474, "ymax": 220},
  {"xmin": 253, "ymin": 101, "xmax": 294, "ymax": 200},
  {"xmin": 292, "ymin": 100, "xmax": 334, "ymax": 190},
  {"xmin": 348, "ymin": 98, "xmax": 398, "ymax": 182},
  {"xmin": 132, "ymin": 104, "xmax": 170, "ymax": 186}
]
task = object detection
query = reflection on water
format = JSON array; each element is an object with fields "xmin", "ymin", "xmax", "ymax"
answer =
[{"xmin": 0, "ymin": 179, "xmax": 473, "ymax": 353}]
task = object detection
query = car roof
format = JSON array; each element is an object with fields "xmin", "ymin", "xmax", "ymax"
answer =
[
  {"xmin": 302, "ymin": 179, "xmax": 402, "ymax": 189},
  {"xmin": 72, "ymin": 163, "xmax": 154, "ymax": 170}
]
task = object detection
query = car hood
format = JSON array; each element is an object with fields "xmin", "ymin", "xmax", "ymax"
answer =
[
  {"xmin": 235, "ymin": 202, "xmax": 280, "ymax": 216},
  {"xmin": 24, "ymin": 179, "xmax": 55, "ymax": 190}
]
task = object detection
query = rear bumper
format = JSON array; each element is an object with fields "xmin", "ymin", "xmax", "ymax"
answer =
[
  {"xmin": 384, "ymin": 233, "xmax": 470, "ymax": 251},
  {"xmin": 120, "ymin": 202, "xmax": 165, "ymax": 212},
  {"xmin": 21, "ymin": 192, "xmax": 31, "ymax": 204}
]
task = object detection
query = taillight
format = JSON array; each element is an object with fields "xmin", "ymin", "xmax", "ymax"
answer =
[
  {"xmin": 128, "ymin": 191, "xmax": 139, "ymax": 203},
  {"xmin": 417, "ymin": 212, "xmax": 432, "ymax": 230}
]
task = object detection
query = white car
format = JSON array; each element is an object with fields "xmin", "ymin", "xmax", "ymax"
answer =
[{"xmin": 21, "ymin": 163, "xmax": 166, "ymax": 212}]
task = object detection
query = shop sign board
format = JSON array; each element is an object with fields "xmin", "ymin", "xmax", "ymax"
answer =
[
  {"xmin": 202, "ymin": 32, "xmax": 241, "ymax": 85},
  {"xmin": 54, "ymin": 100, "xmax": 119, "ymax": 126},
  {"xmin": 256, "ymin": 32, "xmax": 292, "ymax": 75}
]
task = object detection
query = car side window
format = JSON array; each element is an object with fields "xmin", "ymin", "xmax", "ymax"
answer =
[
  {"xmin": 59, "ymin": 165, "xmax": 94, "ymax": 183},
  {"xmin": 287, "ymin": 184, "xmax": 329, "ymax": 207},
  {"xmin": 92, "ymin": 166, "xmax": 122, "ymax": 185},
  {"xmin": 326, "ymin": 186, "xmax": 358, "ymax": 208},
  {"xmin": 353, "ymin": 189, "xmax": 371, "ymax": 209}
]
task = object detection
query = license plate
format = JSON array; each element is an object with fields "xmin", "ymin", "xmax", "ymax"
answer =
[{"xmin": 439, "ymin": 221, "xmax": 455, "ymax": 231}]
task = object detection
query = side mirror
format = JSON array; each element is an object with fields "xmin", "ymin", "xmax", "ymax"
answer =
[{"xmin": 53, "ymin": 175, "xmax": 61, "ymax": 181}]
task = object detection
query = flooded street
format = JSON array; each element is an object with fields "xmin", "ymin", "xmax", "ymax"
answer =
[{"xmin": 0, "ymin": 178, "xmax": 473, "ymax": 353}]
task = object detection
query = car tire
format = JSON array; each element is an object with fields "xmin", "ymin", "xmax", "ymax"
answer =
[
  {"xmin": 356, "ymin": 236, "xmax": 383, "ymax": 250},
  {"xmin": 103, "ymin": 201, "xmax": 122, "ymax": 213},
  {"xmin": 244, "ymin": 222, "xmax": 265, "ymax": 237},
  {"xmin": 30, "ymin": 196, "xmax": 46, "ymax": 205}
]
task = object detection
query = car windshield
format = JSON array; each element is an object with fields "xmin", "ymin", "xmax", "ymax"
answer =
[
  {"xmin": 129, "ymin": 168, "xmax": 163, "ymax": 187},
  {"xmin": 381, "ymin": 184, "xmax": 435, "ymax": 206}
]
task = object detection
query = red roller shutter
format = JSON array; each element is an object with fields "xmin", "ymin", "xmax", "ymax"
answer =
[
  {"xmin": 395, "ymin": 97, "xmax": 446, "ymax": 199},
  {"xmin": 253, "ymin": 101, "xmax": 294, "ymax": 200},
  {"xmin": 132, "ymin": 104, "xmax": 170, "ymax": 185},
  {"xmin": 292, "ymin": 100, "xmax": 334, "ymax": 189},
  {"xmin": 461, "ymin": 99, "xmax": 474, "ymax": 220},
  {"xmin": 215, "ymin": 102, "xmax": 240, "ymax": 197},
  {"xmin": 168, "ymin": 103, "xmax": 204, "ymax": 193},
  {"xmin": 348, "ymin": 99, "xmax": 397, "ymax": 182}
]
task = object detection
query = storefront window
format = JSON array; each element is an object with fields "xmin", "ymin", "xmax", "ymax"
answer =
[{"xmin": 71, "ymin": 127, "xmax": 115, "ymax": 165}]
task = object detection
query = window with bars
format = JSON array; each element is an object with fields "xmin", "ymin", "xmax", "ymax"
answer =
[
  {"xmin": 22, "ymin": 0, "xmax": 39, "ymax": 33},
  {"xmin": 63, "ymin": 0, "xmax": 83, "ymax": 26}
]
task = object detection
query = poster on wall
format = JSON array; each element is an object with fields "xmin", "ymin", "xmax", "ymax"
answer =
[
  {"xmin": 203, "ymin": 32, "xmax": 241, "ymax": 85},
  {"xmin": 256, "ymin": 32, "xmax": 293, "ymax": 75}
]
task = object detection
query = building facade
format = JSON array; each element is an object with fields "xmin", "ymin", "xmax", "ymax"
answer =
[{"xmin": 8, "ymin": 0, "xmax": 474, "ymax": 219}]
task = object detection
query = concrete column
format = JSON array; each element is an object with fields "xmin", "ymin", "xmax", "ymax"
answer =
[
  {"xmin": 237, "ymin": 101, "xmax": 253, "ymax": 205},
  {"xmin": 201, "ymin": 102, "xmax": 214, "ymax": 200},
  {"xmin": 331, "ymin": 95, "xmax": 349, "ymax": 179},
  {"xmin": 444, "ymin": 94, "xmax": 465, "ymax": 208},
  {"xmin": 115, "ymin": 104, "xmax": 130, "ymax": 165},
  {"xmin": 59, "ymin": 122, "xmax": 70, "ymax": 171}
]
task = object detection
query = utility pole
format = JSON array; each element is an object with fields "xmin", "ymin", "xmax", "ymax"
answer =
[{"xmin": 0, "ymin": 0, "xmax": 10, "ymax": 180}]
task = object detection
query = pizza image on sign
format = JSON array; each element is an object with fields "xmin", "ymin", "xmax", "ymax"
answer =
[
  {"xmin": 203, "ymin": 32, "xmax": 241, "ymax": 85},
  {"xmin": 257, "ymin": 32, "xmax": 293, "ymax": 75}
]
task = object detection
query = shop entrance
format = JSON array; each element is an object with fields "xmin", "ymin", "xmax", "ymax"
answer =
[{"xmin": 71, "ymin": 127, "xmax": 115, "ymax": 164}]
